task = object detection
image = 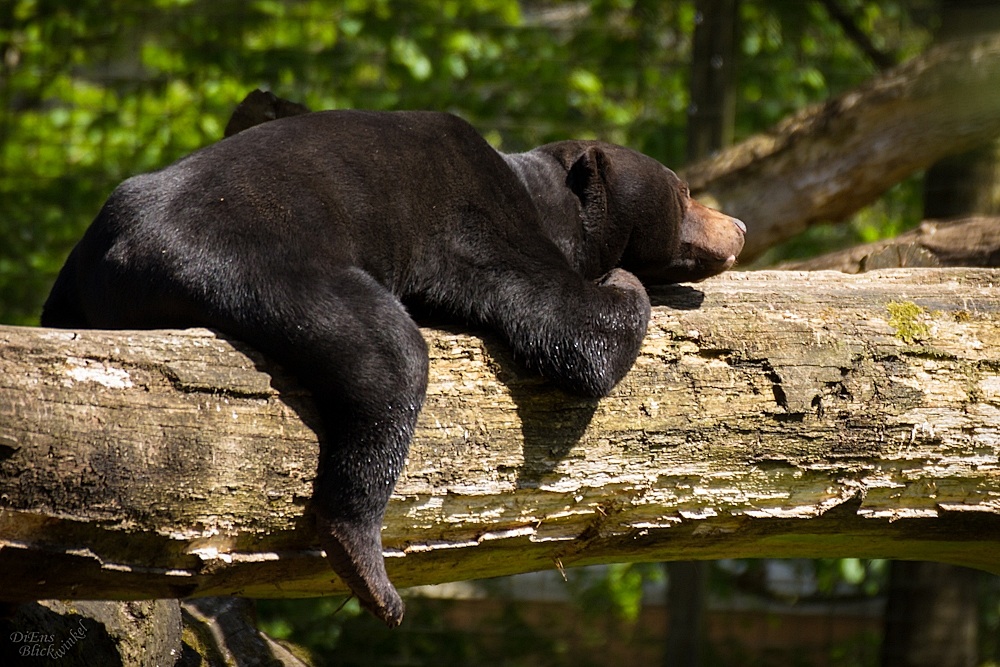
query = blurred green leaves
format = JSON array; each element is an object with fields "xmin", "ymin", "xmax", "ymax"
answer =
[{"xmin": 0, "ymin": 0, "xmax": 932, "ymax": 323}]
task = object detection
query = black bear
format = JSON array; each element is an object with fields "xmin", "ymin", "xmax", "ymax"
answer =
[{"xmin": 42, "ymin": 105, "xmax": 745, "ymax": 627}]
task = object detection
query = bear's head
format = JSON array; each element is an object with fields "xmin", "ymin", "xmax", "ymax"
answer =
[{"xmin": 533, "ymin": 141, "xmax": 746, "ymax": 285}]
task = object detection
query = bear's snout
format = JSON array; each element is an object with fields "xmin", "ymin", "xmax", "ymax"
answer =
[{"xmin": 687, "ymin": 199, "xmax": 745, "ymax": 266}]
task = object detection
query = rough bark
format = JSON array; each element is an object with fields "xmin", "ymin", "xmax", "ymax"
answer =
[
  {"xmin": 1, "ymin": 269, "xmax": 999, "ymax": 602},
  {"xmin": 0, "ymin": 600, "xmax": 182, "ymax": 666},
  {"xmin": 778, "ymin": 217, "xmax": 1000, "ymax": 273},
  {"xmin": 683, "ymin": 34, "xmax": 1000, "ymax": 260}
]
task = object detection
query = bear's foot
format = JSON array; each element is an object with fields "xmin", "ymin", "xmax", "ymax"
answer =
[{"xmin": 314, "ymin": 513, "xmax": 405, "ymax": 628}]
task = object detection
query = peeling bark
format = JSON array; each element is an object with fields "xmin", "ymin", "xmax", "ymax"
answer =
[{"xmin": 1, "ymin": 269, "xmax": 999, "ymax": 601}]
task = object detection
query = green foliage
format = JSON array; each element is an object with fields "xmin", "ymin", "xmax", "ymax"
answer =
[
  {"xmin": 256, "ymin": 597, "xmax": 359, "ymax": 662},
  {"xmin": 737, "ymin": 0, "xmax": 933, "ymax": 135},
  {"xmin": 0, "ymin": 0, "xmax": 934, "ymax": 323},
  {"xmin": 256, "ymin": 560, "xmax": 892, "ymax": 665},
  {"xmin": 814, "ymin": 558, "xmax": 888, "ymax": 597},
  {"xmin": 567, "ymin": 562, "xmax": 664, "ymax": 622},
  {"xmin": 257, "ymin": 594, "xmax": 569, "ymax": 667}
]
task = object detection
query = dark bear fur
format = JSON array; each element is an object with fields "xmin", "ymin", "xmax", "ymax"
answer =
[
  {"xmin": 42, "ymin": 105, "xmax": 745, "ymax": 627},
  {"xmin": 223, "ymin": 89, "xmax": 310, "ymax": 138}
]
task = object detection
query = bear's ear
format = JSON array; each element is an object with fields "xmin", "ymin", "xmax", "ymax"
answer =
[{"xmin": 566, "ymin": 146, "xmax": 612, "ymax": 230}]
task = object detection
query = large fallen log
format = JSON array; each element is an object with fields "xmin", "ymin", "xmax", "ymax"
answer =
[{"xmin": 1, "ymin": 269, "xmax": 999, "ymax": 602}]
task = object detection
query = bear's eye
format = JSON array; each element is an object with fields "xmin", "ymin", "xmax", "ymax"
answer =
[{"xmin": 680, "ymin": 183, "xmax": 691, "ymax": 200}]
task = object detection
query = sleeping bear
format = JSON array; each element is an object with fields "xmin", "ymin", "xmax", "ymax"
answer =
[{"xmin": 42, "ymin": 104, "xmax": 745, "ymax": 627}]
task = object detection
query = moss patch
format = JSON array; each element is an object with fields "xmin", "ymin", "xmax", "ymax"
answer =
[{"xmin": 887, "ymin": 301, "xmax": 930, "ymax": 343}]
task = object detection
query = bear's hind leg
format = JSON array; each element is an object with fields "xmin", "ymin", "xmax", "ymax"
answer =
[{"xmin": 229, "ymin": 268, "xmax": 428, "ymax": 627}]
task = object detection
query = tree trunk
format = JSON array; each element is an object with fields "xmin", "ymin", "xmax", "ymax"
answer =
[
  {"xmin": 663, "ymin": 560, "xmax": 709, "ymax": 667},
  {"xmin": 922, "ymin": 3, "xmax": 1000, "ymax": 222},
  {"xmin": 686, "ymin": 0, "xmax": 738, "ymax": 163},
  {"xmin": 1, "ymin": 269, "xmax": 999, "ymax": 602},
  {"xmin": 682, "ymin": 34, "xmax": 1000, "ymax": 260},
  {"xmin": 669, "ymin": 2, "xmax": 740, "ymax": 661},
  {"xmin": 924, "ymin": 143, "xmax": 1000, "ymax": 220},
  {"xmin": 881, "ymin": 562, "xmax": 980, "ymax": 667}
]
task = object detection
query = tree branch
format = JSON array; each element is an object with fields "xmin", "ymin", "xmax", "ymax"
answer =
[
  {"xmin": 2, "ymin": 269, "xmax": 999, "ymax": 602},
  {"xmin": 684, "ymin": 35, "xmax": 1000, "ymax": 260},
  {"xmin": 817, "ymin": 0, "xmax": 897, "ymax": 71},
  {"xmin": 778, "ymin": 216, "xmax": 1000, "ymax": 272}
]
